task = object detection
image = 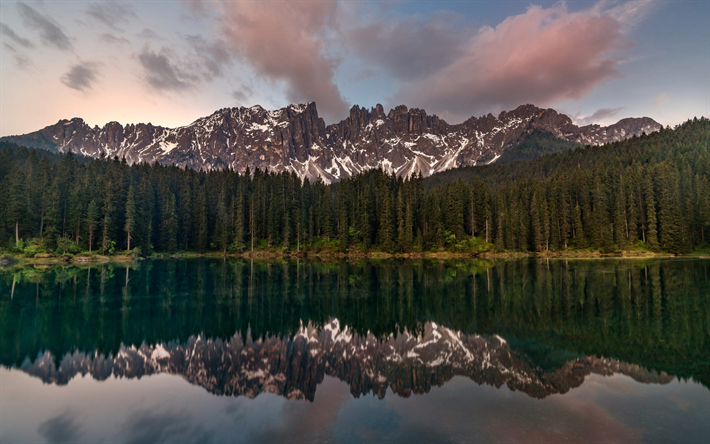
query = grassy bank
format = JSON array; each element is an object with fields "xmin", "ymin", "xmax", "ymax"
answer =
[{"xmin": 1, "ymin": 238, "xmax": 703, "ymax": 267}]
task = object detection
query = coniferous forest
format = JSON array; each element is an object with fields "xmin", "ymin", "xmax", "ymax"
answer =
[{"xmin": 1, "ymin": 118, "xmax": 709, "ymax": 256}]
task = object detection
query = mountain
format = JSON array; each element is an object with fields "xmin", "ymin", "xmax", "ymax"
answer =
[
  {"xmin": 18, "ymin": 320, "xmax": 672, "ymax": 401},
  {"xmin": 0, "ymin": 103, "xmax": 661, "ymax": 183}
]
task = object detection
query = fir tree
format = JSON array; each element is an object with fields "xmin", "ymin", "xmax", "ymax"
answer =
[
  {"xmin": 125, "ymin": 184, "xmax": 136, "ymax": 251},
  {"xmin": 86, "ymin": 199, "xmax": 99, "ymax": 253}
]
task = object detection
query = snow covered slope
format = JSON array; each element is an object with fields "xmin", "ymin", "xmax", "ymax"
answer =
[{"xmin": 2, "ymin": 103, "xmax": 661, "ymax": 183}]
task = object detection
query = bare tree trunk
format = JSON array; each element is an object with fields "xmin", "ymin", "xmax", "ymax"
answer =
[
  {"xmin": 15, "ymin": 220, "xmax": 19, "ymax": 247},
  {"xmin": 625, "ymin": 212, "xmax": 629, "ymax": 239}
]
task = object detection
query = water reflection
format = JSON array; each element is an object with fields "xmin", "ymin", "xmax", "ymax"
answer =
[
  {"xmin": 20, "ymin": 320, "xmax": 674, "ymax": 402},
  {"xmin": 1, "ymin": 258, "xmax": 708, "ymax": 395}
]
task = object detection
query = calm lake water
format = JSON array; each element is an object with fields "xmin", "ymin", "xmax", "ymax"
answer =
[{"xmin": 1, "ymin": 258, "xmax": 708, "ymax": 443}]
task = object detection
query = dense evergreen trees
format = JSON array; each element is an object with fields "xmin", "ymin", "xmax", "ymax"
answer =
[{"xmin": 1, "ymin": 118, "xmax": 708, "ymax": 255}]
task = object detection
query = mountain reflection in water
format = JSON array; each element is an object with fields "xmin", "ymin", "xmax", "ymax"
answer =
[
  {"xmin": 1, "ymin": 258, "xmax": 708, "ymax": 399},
  {"xmin": 20, "ymin": 320, "xmax": 674, "ymax": 402}
]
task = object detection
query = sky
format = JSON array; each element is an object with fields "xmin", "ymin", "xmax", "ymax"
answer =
[{"xmin": 0, "ymin": 0, "xmax": 708, "ymax": 136}]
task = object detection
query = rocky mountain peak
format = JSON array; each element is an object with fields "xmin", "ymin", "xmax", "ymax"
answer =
[{"xmin": 1, "ymin": 102, "xmax": 661, "ymax": 183}]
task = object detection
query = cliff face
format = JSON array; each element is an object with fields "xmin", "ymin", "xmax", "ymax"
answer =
[
  {"xmin": 17, "ymin": 320, "xmax": 672, "ymax": 401},
  {"xmin": 2, "ymin": 103, "xmax": 661, "ymax": 183}
]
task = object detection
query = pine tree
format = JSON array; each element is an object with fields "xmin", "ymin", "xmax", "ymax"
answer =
[
  {"xmin": 194, "ymin": 185, "xmax": 208, "ymax": 253},
  {"xmin": 359, "ymin": 189, "xmax": 372, "ymax": 250},
  {"xmin": 125, "ymin": 184, "xmax": 136, "ymax": 251},
  {"xmin": 495, "ymin": 195, "xmax": 505, "ymax": 251},
  {"xmin": 101, "ymin": 178, "xmax": 116, "ymax": 255},
  {"xmin": 6, "ymin": 170, "xmax": 26, "ymax": 247},
  {"xmin": 378, "ymin": 186, "xmax": 395, "ymax": 251},
  {"xmin": 530, "ymin": 189, "xmax": 543, "ymax": 252},
  {"xmin": 86, "ymin": 199, "xmax": 99, "ymax": 253},
  {"xmin": 138, "ymin": 175, "xmax": 154, "ymax": 253},
  {"xmin": 43, "ymin": 181, "xmax": 61, "ymax": 251},
  {"xmin": 338, "ymin": 183, "xmax": 349, "ymax": 252},
  {"xmin": 657, "ymin": 165, "xmax": 681, "ymax": 252},
  {"xmin": 573, "ymin": 204, "xmax": 586, "ymax": 248},
  {"xmin": 397, "ymin": 188, "xmax": 406, "ymax": 251},
  {"xmin": 215, "ymin": 183, "xmax": 230, "ymax": 255},
  {"xmin": 627, "ymin": 190, "xmax": 638, "ymax": 244},
  {"xmin": 233, "ymin": 182, "xmax": 245, "ymax": 252},
  {"xmin": 178, "ymin": 182, "xmax": 193, "ymax": 250},
  {"xmin": 160, "ymin": 191, "xmax": 178, "ymax": 253},
  {"xmin": 644, "ymin": 172, "xmax": 659, "ymax": 250},
  {"xmin": 403, "ymin": 201, "xmax": 414, "ymax": 252},
  {"xmin": 613, "ymin": 176, "xmax": 627, "ymax": 249}
]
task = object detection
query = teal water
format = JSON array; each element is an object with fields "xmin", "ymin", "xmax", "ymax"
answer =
[{"xmin": 1, "ymin": 258, "xmax": 709, "ymax": 443}]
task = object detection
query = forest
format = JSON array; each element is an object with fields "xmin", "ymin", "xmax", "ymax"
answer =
[{"xmin": 0, "ymin": 117, "xmax": 708, "ymax": 256}]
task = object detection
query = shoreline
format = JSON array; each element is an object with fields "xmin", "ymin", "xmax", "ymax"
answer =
[{"xmin": 2, "ymin": 248, "xmax": 706, "ymax": 267}]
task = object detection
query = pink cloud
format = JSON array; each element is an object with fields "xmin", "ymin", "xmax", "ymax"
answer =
[
  {"xmin": 219, "ymin": 1, "xmax": 348, "ymax": 122},
  {"xmin": 395, "ymin": 4, "xmax": 628, "ymax": 121}
]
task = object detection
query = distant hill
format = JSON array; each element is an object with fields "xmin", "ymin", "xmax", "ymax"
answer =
[{"xmin": 496, "ymin": 130, "xmax": 580, "ymax": 164}]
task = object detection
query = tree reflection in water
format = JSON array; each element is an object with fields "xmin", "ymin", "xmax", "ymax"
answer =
[{"xmin": 1, "ymin": 258, "xmax": 708, "ymax": 399}]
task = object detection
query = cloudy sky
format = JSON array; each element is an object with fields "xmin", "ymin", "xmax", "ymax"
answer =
[{"xmin": 0, "ymin": 0, "xmax": 707, "ymax": 136}]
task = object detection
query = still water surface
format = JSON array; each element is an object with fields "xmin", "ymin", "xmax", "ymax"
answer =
[{"xmin": 1, "ymin": 258, "xmax": 708, "ymax": 443}]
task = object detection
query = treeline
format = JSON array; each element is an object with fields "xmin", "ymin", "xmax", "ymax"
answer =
[{"xmin": 0, "ymin": 118, "xmax": 709, "ymax": 255}]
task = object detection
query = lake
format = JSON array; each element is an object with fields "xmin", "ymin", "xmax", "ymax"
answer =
[{"xmin": 1, "ymin": 258, "xmax": 708, "ymax": 443}]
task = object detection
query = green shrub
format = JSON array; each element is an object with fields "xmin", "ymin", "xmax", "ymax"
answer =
[{"xmin": 55, "ymin": 236, "xmax": 82, "ymax": 255}]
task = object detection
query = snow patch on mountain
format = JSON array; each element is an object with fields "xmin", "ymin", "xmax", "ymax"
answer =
[{"xmin": 1, "ymin": 103, "xmax": 662, "ymax": 183}]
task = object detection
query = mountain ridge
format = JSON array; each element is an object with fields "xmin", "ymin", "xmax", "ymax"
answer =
[
  {"xmin": 16, "ymin": 320, "xmax": 673, "ymax": 401},
  {"xmin": 1, "ymin": 103, "xmax": 661, "ymax": 183}
]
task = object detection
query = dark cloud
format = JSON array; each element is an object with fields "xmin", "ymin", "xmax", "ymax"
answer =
[
  {"xmin": 137, "ymin": 28, "xmax": 160, "ymax": 40},
  {"xmin": 14, "ymin": 54, "xmax": 34, "ymax": 71},
  {"xmin": 0, "ymin": 22, "xmax": 34, "ymax": 48},
  {"xmin": 220, "ymin": 1, "xmax": 348, "ymax": 123},
  {"xmin": 182, "ymin": 0, "xmax": 217, "ymax": 20},
  {"xmin": 576, "ymin": 107, "xmax": 624, "ymax": 126},
  {"xmin": 185, "ymin": 35, "xmax": 233, "ymax": 80},
  {"xmin": 85, "ymin": 1, "xmax": 137, "ymax": 31},
  {"xmin": 392, "ymin": 4, "xmax": 627, "ymax": 122},
  {"xmin": 232, "ymin": 85, "xmax": 252, "ymax": 104},
  {"xmin": 3, "ymin": 42, "xmax": 35, "ymax": 70},
  {"xmin": 61, "ymin": 62, "xmax": 99, "ymax": 91},
  {"xmin": 100, "ymin": 33, "xmax": 130, "ymax": 45},
  {"xmin": 17, "ymin": 2, "xmax": 72, "ymax": 50},
  {"xmin": 347, "ymin": 10, "xmax": 470, "ymax": 81},
  {"xmin": 138, "ymin": 46, "xmax": 198, "ymax": 91},
  {"xmin": 37, "ymin": 411, "xmax": 83, "ymax": 444}
]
